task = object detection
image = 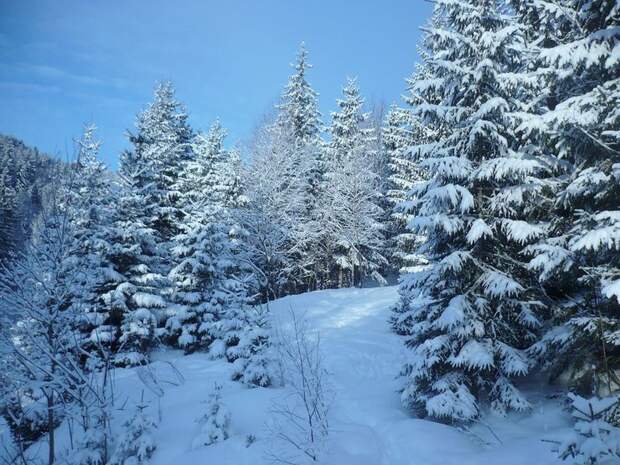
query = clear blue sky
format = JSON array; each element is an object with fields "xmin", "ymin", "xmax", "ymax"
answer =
[{"xmin": 0, "ymin": 0, "xmax": 431, "ymax": 168}]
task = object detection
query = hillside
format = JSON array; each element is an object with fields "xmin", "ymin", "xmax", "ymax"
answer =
[
  {"xmin": 6, "ymin": 286, "xmax": 576, "ymax": 465},
  {"xmin": 0, "ymin": 134, "xmax": 64, "ymax": 262}
]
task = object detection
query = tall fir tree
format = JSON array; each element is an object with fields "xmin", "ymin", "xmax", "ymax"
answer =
[
  {"xmin": 0, "ymin": 165, "xmax": 18, "ymax": 263},
  {"xmin": 167, "ymin": 121, "xmax": 249, "ymax": 353},
  {"xmin": 383, "ymin": 103, "xmax": 427, "ymax": 274},
  {"xmin": 101, "ymin": 82, "xmax": 194, "ymax": 365},
  {"xmin": 512, "ymin": 0, "xmax": 620, "ymax": 395},
  {"xmin": 393, "ymin": 0, "xmax": 552, "ymax": 422},
  {"xmin": 275, "ymin": 43, "xmax": 324, "ymax": 290},
  {"xmin": 318, "ymin": 78, "xmax": 387, "ymax": 287},
  {"xmin": 62, "ymin": 125, "xmax": 118, "ymax": 362}
]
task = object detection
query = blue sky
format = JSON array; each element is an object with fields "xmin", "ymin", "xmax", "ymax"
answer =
[{"xmin": 0, "ymin": 0, "xmax": 431, "ymax": 168}]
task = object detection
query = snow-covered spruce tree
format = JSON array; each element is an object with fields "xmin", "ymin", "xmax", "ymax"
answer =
[
  {"xmin": 383, "ymin": 105, "xmax": 414, "ymax": 269},
  {"xmin": 168, "ymin": 121, "xmax": 250, "ymax": 354},
  {"xmin": 228, "ymin": 304, "xmax": 273, "ymax": 387},
  {"xmin": 318, "ymin": 78, "xmax": 387, "ymax": 288},
  {"xmin": 166, "ymin": 122, "xmax": 228, "ymax": 352},
  {"xmin": 394, "ymin": 0, "xmax": 551, "ymax": 422},
  {"xmin": 105, "ymin": 142, "xmax": 167, "ymax": 366},
  {"xmin": 383, "ymin": 101, "xmax": 429, "ymax": 275},
  {"xmin": 512, "ymin": 0, "xmax": 620, "ymax": 396},
  {"xmin": 109, "ymin": 398, "xmax": 157, "ymax": 465},
  {"xmin": 61, "ymin": 125, "xmax": 120, "ymax": 362},
  {"xmin": 131, "ymin": 81, "xmax": 194, "ymax": 242},
  {"xmin": 192, "ymin": 383, "xmax": 231, "ymax": 449},
  {"xmin": 105, "ymin": 82, "xmax": 193, "ymax": 365},
  {"xmin": 557, "ymin": 394, "xmax": 620, "ymax": 465},
  {"xmin": 273, "ymin": 43, "xmax": 324, "ymax": 291}
]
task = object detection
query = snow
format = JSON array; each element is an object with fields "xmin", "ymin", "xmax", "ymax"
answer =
[{"xmin": 12, "ymin": 286, "xmax": 574, "ymax": 464}]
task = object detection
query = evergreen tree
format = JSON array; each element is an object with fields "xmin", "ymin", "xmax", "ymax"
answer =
[
  {"xmin": 192, "ymin": 383, "xmax": 231, "ymax": 448},
  {"xmin": 63, "ymin": 125, "xmax": 118, "ymax": 361},
  {"xmin": 168, "ymin": 121, "xmax": 252, "ymax": 360},
  {"xmin": 276, "ymin": 43, "xmax": 322, "ymax": 151},
  {"xmin": 109, "ymin": 399, "xmax": 157, "ymax": 465},
  {"xmin": 105, "ymin": 82, "xmax": 193, "ymax": 365},
  {"xmin": 274, "ymin": 43, "xmax": 324, "ymax": 290},
  {"xmin": 394, "ymin": 0, "xmax": 550, "ymax": 422},
  {"xmin": 557, "ymin": 394, "xmax": 620, "ymax": 465},
  {"xmin": 512, "ymin": 0, "xmax": 620, "ymax": 395},
  {"xmin": 318, "ymin": 78, "xmax": 387, "ymax": 287},
  {"xmin": 382, "ymin": 104, "xmax": 427, "ymax": 274}
]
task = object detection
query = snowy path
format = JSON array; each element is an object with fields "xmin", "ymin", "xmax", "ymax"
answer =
[
  {"xmin": 18, "ymin": 286, "xmax": 570, "ymax": 464},
  {"xmin": 267, "ymin": 286, "xmax": 568, "ymax": 465},
  {"xmin": 268, "ymin": 287, "xmax": 479, "ymax": 464}
]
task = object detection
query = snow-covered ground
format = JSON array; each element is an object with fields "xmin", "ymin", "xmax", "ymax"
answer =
[{"xmin": 13, "ymin": 286, "xmax": 574, "ymax": 464}]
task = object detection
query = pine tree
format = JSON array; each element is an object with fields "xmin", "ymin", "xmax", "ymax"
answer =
[
  {"xmin": 274, "ymin": 43, "xmax": 324, "ymax": 290},
  {"xmin": 168, "ymin": 121, "xmax": 252, "ymax": 360},
  {"xmin": 276, "ymin": 43, "xmax": 322, "ymax": 151},
  {"xmin": 318, "ymin": 78, "xmax": 387, "ymax": 287},
  {"xmin": 105, "ymin": 82, "xmax": 193, "ymax": 365},
  {"xmin": 192, "ymin": 383, "xmax": 231, "ymax": 448},
  {"xmin": 63, "ymin": 125, "xmax": 118, "ymax": 361},
  {"xmin": 557, "ymin": 394, "xmax": 620, "ymax": 465},
  {"xmin": 382, "ymin": 104, "xmax": 427, "ymax": 274},
  {"xmin": 229, "ymin": 305, "xmax": 273, "ymax": 387},
  {"xmin": 394, "ymin": 0, "xmax": 550, "ymax": 422},
  {"xmin": 130, "ymin": 81, "xmax": 193, "ymax": 242},
  {"xmin": 109, "ymin": 399, "xmax": 157, "ymax": 465},
  {"xmin": 512, "ymin": 0, "xmax": 620, "ymax": 394}
]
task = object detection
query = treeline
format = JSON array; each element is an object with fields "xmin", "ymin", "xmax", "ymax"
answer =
[
  {"xmin": 0, "ymin": 43, "xmax": 418, "ymax": 462},
  {"xmin": 390, "ymin": 0, "xmax": 619, "ymax": 443},
  {"xmin": 0, "ymin": 135, "xmax": 65, "ymax": 263}
]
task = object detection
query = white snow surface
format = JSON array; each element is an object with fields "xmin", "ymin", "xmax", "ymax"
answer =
[{"xmin": 10, "ymin": 286, "xmax": 574, "ymax": 464}]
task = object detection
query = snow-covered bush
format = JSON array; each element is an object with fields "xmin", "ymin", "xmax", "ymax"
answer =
[
  {"xmin": 110, "ymin": 399, "xmax": 157, "ymax": 465},
  {"xmin": 229, "ymin": 305, "xmax": 273, "ymax": 387},
  {"xmin": 557, "ymin": 394, "xmax": 620, "ymax": 465},
  {"xmin": 192, "ymin": 383, "xmax": 231, "ymax": 448},
  {"xmin": 269, "ymin": 310, "xmax": 330, "ymax": 464},
  {"xmin": 71, "ymin": 426, "xmax": 107, "ymax": 465}
]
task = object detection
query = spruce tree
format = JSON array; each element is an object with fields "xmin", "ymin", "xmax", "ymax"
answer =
[
  {"xmin": 109, "ymin": 399, "xmax": 157, "ymax": 465},
  {"xmin": 107, "ymin": 144, "xmax": 167, "ymax": 366},
  {"xmin": 512, "ymin": 0, "xmax": 620, "ymax": 394},
  {"xmin": 394, "ymin": 0, "xmax": 550, "ymax": 422},
  {"xmin": 168, "ymin": 121, "xmax": 252, "ymax": 358},
  {"xmin": 63, "ymin": 125, "xmax": 118, "ymax": 361},
  {"xmin": 104, "ymin": 82, "xmax": 193, "ymax": 365},
  {"xmin": 0, "ymin": 166, "xmax": 18, "ymax": 263},
  {"xmin": 383, "ymin": 104, "xmax": 427, "ymax": 274},
  {"xmin": 319, "ymin": 78, "xmax": 387, "ymax": 287},
  {"xmin": 274, "ymin": 43, "xmax": 324, "ymax": 290}
]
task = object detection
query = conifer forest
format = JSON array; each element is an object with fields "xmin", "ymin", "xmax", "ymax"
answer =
[{"xmin": 0, "ymin": 1, "xmax": 619, "ymax": 464}]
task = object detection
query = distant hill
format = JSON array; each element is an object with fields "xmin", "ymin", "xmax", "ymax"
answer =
[{"xmin": 0, "ymin": 134, "xmax": 65, "ymax": 262}]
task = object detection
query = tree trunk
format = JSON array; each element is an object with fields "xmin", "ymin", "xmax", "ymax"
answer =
[{"xmin": 47, "ymin": 391, "xmax": 55, "ymax": 465}]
